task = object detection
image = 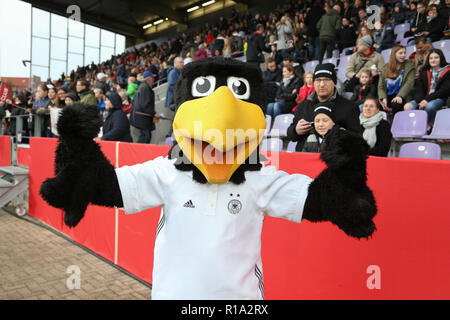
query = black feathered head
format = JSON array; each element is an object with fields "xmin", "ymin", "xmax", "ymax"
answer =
[{"xmin": 168, "ymin": 57, "xmax": 268, "ymax": 184}]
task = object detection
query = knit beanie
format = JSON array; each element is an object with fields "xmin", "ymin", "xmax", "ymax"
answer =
[
  {"xmin": 313, "ymin": 102, "xmax": 336, "ymax": 123},
  {"xmin": 313, "ymin": 63, "xmax": 337, "ymax": 84},
  {"xmin": 358, "ymin": 35, "xmax": 373, "ymax": 48}
]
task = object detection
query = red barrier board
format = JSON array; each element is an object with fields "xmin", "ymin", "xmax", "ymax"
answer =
[
  {"xmin": 17, "ymin": 146, "xmax": 31, "ymax": 167},
  {"xmin": 0, "ymin": 135, "xmax": 10, "ymax": 166},
  {"xmin": 28, "ymin": 138, "xmax": 450, "ymax": 299}
]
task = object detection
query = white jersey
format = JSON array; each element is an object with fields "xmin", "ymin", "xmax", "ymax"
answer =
[{"xmin": 115, "ymin": 156, "xmax": 312, "ymax": 300}]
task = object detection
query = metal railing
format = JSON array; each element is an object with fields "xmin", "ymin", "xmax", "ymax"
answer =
[{"xmin": 2, "ymin": 114, "xmax": 45, "ymax": 143}]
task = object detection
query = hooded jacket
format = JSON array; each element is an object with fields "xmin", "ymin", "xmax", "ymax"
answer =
[
  {"xmin": 414, "ymin": 65, "xmax": 450, "ymax": 103},
  {"xmin": 103, "ymin": 93, "xmax": 132, "ymax": 142}
]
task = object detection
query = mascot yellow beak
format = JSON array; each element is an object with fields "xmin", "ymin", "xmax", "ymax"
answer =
[{"xmin": 173, "ymin": 86, "xmax": 266, "ymax": 184}]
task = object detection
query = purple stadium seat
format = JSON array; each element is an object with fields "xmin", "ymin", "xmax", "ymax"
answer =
[
  {"xmin": 341, "ymin": 46, "xmax": 355, "ymax": 56},
  {"xmin": 445, "ymin": 51, "xmax": 450, "ymax": 64},
  {"xmin": 381, "ymin": 48, "xmax": 392, "ymax": 63},
  {"xmin": 270, "ymin": 114, "xmax": 294, "ymax": 137},
  {"xmin": 400, "ymin": 37, "xmax": 414, "ymax": 46},
  {"xmin": 394, "ymin": 23, "xmax": 410, "ymax": 41},
  {"xmin": 164, "ymin": 137, "xmax": 174, "ymax": 146},
  {"xmin": 332, "ymin": 49, "xmax": 340, "ymax": 59},
  {"xmin": 422, "ymin": 109, "xmax": 450, "ymax": 140},
  {"xmin": 305, "ymin": 60, "xmax": 319, "ymax": 72},
  {"xmin": 391, "ymin": 110, "xmax": 428, "ymax": 138},
  {"xmin": 260, "ymin": 138, "xmax": 283, "ymax": 151},
  {"xmin": 323, "ymin": 57, "xmax": 338, "ymax": 66},
  {"xmin": 286, "ymin": 141, "xmax": 297, "ymax": 152},
  {"xmin": 432, "ymin": 39, "xmax": 450, "ymax": 51},
  {"xmin": 399, "ymin": 142, "xmax": 441, "ymax": 159},
  {"xmin": 406, "ymin": 45, "xmax": 415, "ymax": 59},
  {"xmin": 235, "ymin": 56, "xmax": 247, "ymax": 62},
  {"xmin": 337, "ymin": 55, "xmax": 351, "ymax": 82},
  {"xmin": 264, "ymin": 114, "xmax": 272, "ymax": 136}
]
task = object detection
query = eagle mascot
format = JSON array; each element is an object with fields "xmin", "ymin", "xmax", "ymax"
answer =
[{"xmin": 40, "ymin": 57, "xmax": 377, "ymax": 300}]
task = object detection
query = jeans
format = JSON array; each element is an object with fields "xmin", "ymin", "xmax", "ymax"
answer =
[
  {"xmin": 267, "ymin": 101, "xmax": 285, "ymax": 118},
  {"xmin": 137, "ymin": 129, "xmax": 151, "ymax": 144},
  {"xmin": 408, "ymin": 98, "xmax": 444, "ymax": 124},
  {"xmin": 318, "ymin": 38, "xmax": 335, "ymax": 63},
  {"xmin": 308, "ymin": 36, "xmax": 320, "ymax": 60}
]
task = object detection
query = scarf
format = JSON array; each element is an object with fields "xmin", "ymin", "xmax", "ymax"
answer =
[
  {"xmin": 360, "ymin": 112, "xmax": 384, "ymax": 148},
  {"xmin": 282, "ymin": 74, "xmax": 294, "ymax": 86}
]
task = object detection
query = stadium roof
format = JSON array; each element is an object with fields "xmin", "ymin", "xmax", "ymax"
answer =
[{"xmin": 23, "ymin": 0, "xmax": 253, "ymax": 40}]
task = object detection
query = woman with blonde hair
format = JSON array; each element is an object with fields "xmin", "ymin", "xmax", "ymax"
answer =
[{"xmin": 377, "ymin": 45, "xmax": 415, "ymax": 115}]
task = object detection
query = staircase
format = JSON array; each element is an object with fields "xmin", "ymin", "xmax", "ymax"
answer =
[{"xmin": 0, "ymin": 166, "xmax": 29, "ymax": 216}]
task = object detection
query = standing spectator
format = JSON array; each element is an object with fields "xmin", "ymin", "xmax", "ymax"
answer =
[
  {"xmin": 116, "ymin": 57, "xmax": 126, "ymax": 85},
  {"xmin": 287, "ymin": 63, "xmax": 361, "ymax": 151},
  {"xmin": 164, "ymin": 56, "xmax": 184, "ymax": 137},
  {"xmin": 378, "ymin": 45, "xmax": 415, "ymax": 115},
  {"xmin": 276, "ymin": 16, "xmax": 293, "ymax": 59},
  {"xmin": 305, "ymin": 0, "xmax": 325, "ymax": 60},
  {"xmin": 45, "ymin": 87, "xmax": 59, "ymax": 108},
  {"xmin": 266, "ymin": 65, "xmax": 302, "ymax": 118},
  {"xmin": 373, "ymin": 19, "xmax": 396, "ymax": 53},
  {"xmin": 126, "ymin": 73, "xmax": 139, "ymax": 100},
  {"xmin": 64, "ymin": 92, "xmax": 79, "ymax": 105},
  {"xmin": 338, "ymin": 17, "xmax": 357, "ymax": 52},
  {"xmin": 346, "ymin": 35, "xmax": 385, "ymax": 91},
  {"xmin": 351, "ymin": 68, "xmax": 377, "ymax": 111},
  {"xmin": 130, "ymin": 71, "xmax": 159, "ymax": 143},
  {"xmin": 359, "ymin": 97, "xmax": 392, "ymax": 157},
  {"xmin": 76, "ymin": 80, "xmax": 97, "ymax": 105},
  {"xmin": 263, "ymin": 57, "xmax": 282, "ymax": 104},
  {"xmin": 404, "ymin": 49, "xmax": 450, "ymax": 129},
  {"xmin": 246, "ymin": 24, "xmax": 273, "ymax": 68},
  {"xmin": 57, "ymin": 87, "xmax": 68, "ymax": 107},
  {"xmin": 317, "ymin": 2, "xmax": 342, "ymax": 62},
  {"xmin": 95, "ymin": 72, "xmax": 110, "ymax": 94},
  {"xmin": 292, "ymin": 71, "xmax": 315, "ymax": 112},
  {"xmin": 98, "ymin": 92, "xmax": 132, "ymax": 142},
  {"xmin": 32, "ymin": 84, "xmax": 50, "ymax": 112}
]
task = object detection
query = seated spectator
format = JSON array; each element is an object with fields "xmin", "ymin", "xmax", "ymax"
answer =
[
  {"xmin": 408, "ymin": 36, "xmax": 432, "ymax": 79},
  {"xmin": 338, "ymin": 17, "xmax": 357, "ymax": 52},
  {"xmin": 378, "ymin": 45, "xmax": 415, "ymax": 115},
  {"xmin": 345, "ymin": 35, "xmax": 386, "ymax": 92},
  {"xmin": 301, "ymin": 103, "xmax": 337, "ymax": 153},
  {"xmin": 359, "ymin": 97, "xmax": 392, "ymax": 157},
  {"xmin": 266, "ymin": 65, "xmax": 302, "ymax": 118},
  {"xmin": 373, "ymin": 19, "xmax": 396, "ymax": 53},
  {"xmin": 263, "ymin": 57, "xmax": 282, "ymax": 103},
  {"xmin": 404, "ymin": 48, "xmax": 450, "ymax": 130},
  {"xmin": 415, "ymin": 4, "xmax": 444, "ymax": 42},
  {"xmin": 287, "ymin": 63, "xmax": 362, "ymax": 152},
  {"xmin": 351, "ymin": 68, "xmax": 377, "ymax": 111},
  {"xmin": 292, "ymin": 71, "xmax": 315, "ymax": 112},
  {"xmin": 282, "ymin": 55, "xmax": 304, "ymax": 81},
  {"xmin": 391, "ymin": 3, "xmax": 406, "ymax": 25},
  {"xmin": 99, "ymin": 92, "xmax": 132, "ymax": 142},
  {"xmin": 64, "ymin": 92, "xmax": 79, "ymax": 105}
]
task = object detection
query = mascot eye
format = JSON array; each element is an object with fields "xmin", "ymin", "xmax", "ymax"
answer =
[
  {"xmin": 227, "ymin": 77, "xmax": 250, "ymax": 100},
  {"xmin": 192, "ymin": 76, "xmax": 216, "ymax": 97}
]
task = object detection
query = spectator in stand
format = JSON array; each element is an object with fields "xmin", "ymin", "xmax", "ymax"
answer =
[
  {"xmin": 32, "ymin": 84, "xmax": 50, "ymax": 112},
  {"xmin": 263, "ymin": 57, "xmax": 282, "ymax": 104},
  {"xmin": 342, "ymin": 0, "xmax": 356, "ymax": 21},
  {"xmin": 292, "ymin": 71, "xmax": 315, "ymax": 112},
  {"xmin": 276, "ymin": 15, "xmax": 294, "ymax": 59},
  {"xmin": 373, "ymin": 19, "xmax": 396, "ymax": 53},
  {"xmin": 414, "ymin": 4, "xmax": 444, "ymax": 43},
  {"xmin": 359, "ymin": 97, "xmax": 392, "ymax": 157},
  {"xmin": 301, "ymin": 103, "xmax": 337, "ymax": 153},
  {"xmin": 76, "ymin": 79, "xmax": 97, "ymax": 105},
  {"xmin": 346, "ymin": 35, "xmax": 385, "ymax": 91},
  {"xmin": 126, "ymin": 73, "xmax": 139, "ymax": 100},
  {"xmin": 406, "ymin": 2, "xmax": 427, "ymax": 37},
  {"xmin": 97, "ymin": 92, "xmax": 132, "ymax": 142},
  {"xmin": 317, "ymin": 2, "xmax": 342, "ymax": 62},
  {"xmin": 246, "ymin": 24, "xmax": 273, "ymax": 68},
  {"xmin": 118, "ymin": 89, "xmax": 132, "ymax": 115},
  {"xmin": 45, "ymin": 87, "xmax": 59, "ymax": 108},
  {"xmin": 195, "ymin": 44, "xmax": 207, "ymax": 60},
  {"xmin": 404, "ymin": 48, "xmax": 450, "ymax": 129},
  {"xmin": 350, "ymin": 68, "xmax": 378, "ymax": 111},
  {"xmin": 116, "ymin": 57, "xmax": 126, "ymax": 85},
  {"xmin": 64, "ymin": 92, "xmax": 79, "ymax": 105},
  {"xmin": 305, "ymin": 0, "xmax": 326, "ymax": 60},
  {"xmin": 378, "ymin": 45, "xmax": 415, "ymax": 115},
  {"xmin": 164, "ymin": 56, "xmax": 184, "ymax": 137},
  {"xmin": 287, "ymin": 63, "xmax": 361, "ymax": 152},
  {"xmin": 95, "ymin": 72, "xmax": 110, "ymax": 94},
  {"xmin": 355, "ymin": 7, "xmax": 368, "ymax": 29},
  {"xmin": 391, "ymin": 3, "xmax": 406, "ymax": 25},
  {"xmin": 408, "ymin": 36, "xmax": 432, "ymax": 79},
  {"xmin": 439, "ymin": 0, "xmax": 450, "ymax": 31},
  {"xmin": 338, "ymin": 17, "xmax": 357, "ymax": 52},
  {"xmin": 57, "ymin": 86, "xmax": 68, "ymax": 107},
  {"xmin": 130, "ymin": 71, "xmax": 159, "ymax": 144},
  {"xmin": 94, "ymin": 88, "xmax": 106, "ymax": 113},
  {"xmin": 148, "ymin": 57, "xmax": 160, "ymax": 79},
  {"xmin": 283, "ymin": 55, "xmax": 304, "ymax": 79},
  {"xmin": 266, "ymin": 64, "xmax": 302, "ymax": 118}
]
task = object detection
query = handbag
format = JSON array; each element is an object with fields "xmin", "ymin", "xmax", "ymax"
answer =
[{"xmin": 344, "ymin": 59, "xmax": 370, "ymax": 92}]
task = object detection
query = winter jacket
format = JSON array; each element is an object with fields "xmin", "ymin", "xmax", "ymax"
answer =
[
  {"xmin": 276, "ymin": 21, "xmax": 293, "ymax": 51},
  {"xmin": 361, "ymin": 119, "xmax": 392, "ymax": 157},
  {"xmin": 316, "ymin": 8, "xmax": 342, "ymax": 39},
  {"xmin": 351, "ymin": 81, "xmax": 377, "ymax": 105},
  {"xmin": 373, "ymin": 24, "xmax": 396, "ymax": 49},
  {"xmin": 378, "ymin": 60, "xmax": 415, "ymax": 101},
  {"xmin": 301, "ymin": 129, "xmax": 326, "ymax": 153},
  {"xmin": 417, "ymin": 16, "xmax": 445, "ymax": 42},
  {"xmin": 292, "ymin": 84, "xmax": 315, "ymax": 112},
  {"xmin": 263, "ymin": 68, "xmax": 282, "ymax": 103},
  {"xmin": 246, "ymin": 31, "xmax": 271, "ymax": 63},
  {"xmin": 413, "ymin": 65, "xmax": 450, "ymax": 103},
  {"xmin": 95, "ymin": 81, "xmax": 110, "ymax": 95},
  {"xmin": 78, "ymin": 89, "xmax": 97, "ymax": 106},
  {"xmin": 305, "ymin": 5, "xmax": 326, "ymax": 37},
  {"xmin": 338, "ymin": 24, "xmax": 357, "ymax": 50},
  {"xmin": 102, "ymin": 93, "xmax": 132, "ymax": 142},
  {"xmin": 346, "ymin": 50, "xmax": 386, "ymax": 79},
  {"xmin": 165, "ymin": 67, "xmax": 181, "ymax": 108},
  {"xmin": 287, "ymin": 90, "xmax": 362, "ymax": 151},
  {"xmin": 275, "ymin": 76, "xmax": 303, "ymax": 113},
  {"xmin": 126, "ymin": 82, "xmax": 139, "ymax": 100},
  {"xmin": 129, "ymin": 81, "xmax": 156, "ymax": 131}
]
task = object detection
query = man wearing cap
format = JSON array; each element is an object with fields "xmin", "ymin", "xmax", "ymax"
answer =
[
  {"xmin": 129, "ymin": 70, "xmax": 159, "ymax": 143},
  {"xmin": 287, "ymin": 63, "xmax": 362, "ymax": 152},
  {"xmin": 95, "ymin": 72, "xmax": 110, "ymax": 95},
  {"xmin": 346, "ymin": 35, "xmax": 385, "ymax": 80}
]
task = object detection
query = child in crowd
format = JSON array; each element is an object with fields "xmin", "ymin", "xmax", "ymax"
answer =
[
  {"xmin": 351, "ymin": 68, "xmax": 377, "ymax": 112},
  {"xmin": 292, "ymin": 71, "xmax": 315, "ymax": 112},
  {"xmin": 301, "ymin": 103, "xmax": 337, "ymax": 153}
]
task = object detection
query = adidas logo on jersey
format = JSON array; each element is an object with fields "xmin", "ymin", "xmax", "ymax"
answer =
[{"xmin": 183, "ymin": 200, "xmax": 195, "ymax": 208}]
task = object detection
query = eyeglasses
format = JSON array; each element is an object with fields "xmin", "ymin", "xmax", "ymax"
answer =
[{"xmin": 314, "ymin": 78, "xmax": 333, "ymax": 84}]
